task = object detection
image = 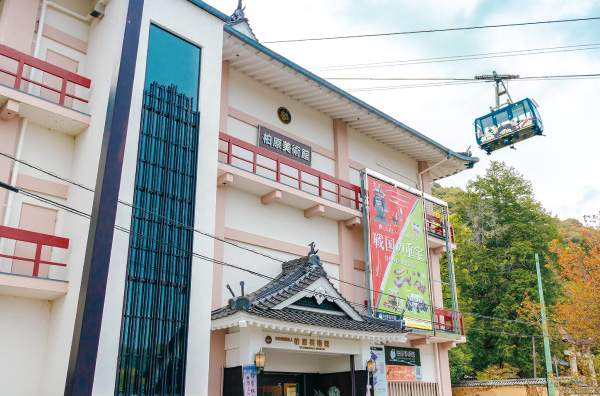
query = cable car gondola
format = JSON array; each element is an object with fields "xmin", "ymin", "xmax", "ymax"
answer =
[
  {"xmin": 475, "ymin": 98, "xmax": 543, "ymax": 154},
  {"xmin": 474, "ymin": 72, "xmax": 544, "ymax": 154}
]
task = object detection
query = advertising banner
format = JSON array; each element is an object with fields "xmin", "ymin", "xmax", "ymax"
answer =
[
  {"xmin": 242, "ymin": 364, "xmax": 258, "ymax": 396},
  {"xmin": 384, "ymin": 346, "xmax": 422, "ymax": 382},
  {"xmin": 370, "ymin": 346, "xmax": 389, "ymax": 396},
  {"xmin": 365, "ymin": 173, "xmax": 432, "ymax": 329}
]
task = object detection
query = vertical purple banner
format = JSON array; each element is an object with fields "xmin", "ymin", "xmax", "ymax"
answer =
[{"xmin": 242, "ymin": 364, "xmax": 258, "ymax": 396}]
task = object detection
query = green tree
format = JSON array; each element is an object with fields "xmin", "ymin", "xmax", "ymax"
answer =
[
  {"xmin": 557, "ymin": 217, "xmax": 583, "ymax": 244},
  {"xmin": 431, "ymin": 184, "xmax": 463, "ymax": 211},
  {"xmin": 438, "ymin": 161, "xmax": 562, "ymax": 380},
  {"xmin": 448, "ymin": 344, "xmax": 473, "ymax": 383}
]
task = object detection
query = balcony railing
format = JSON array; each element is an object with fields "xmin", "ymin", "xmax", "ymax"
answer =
[
  {"xmin": 434, "ymin": 308, "xmax": 465, "ymax": 336},
  {"xmin": 0, "ymin": 44, "xmax": 91, "ymax": 107},
  {"xmin": 388, "ymin": 381, "xmax": 438, "ymax": 396},
  {"xmin": 218, "ymin": 132, "xmax": 362, "ymax": 210},
  {"xmin": 0, "ymin": 225, "xmax": 69, "ymax": 277}
]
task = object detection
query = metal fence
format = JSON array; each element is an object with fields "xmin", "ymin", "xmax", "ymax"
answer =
[{"xmin": 388, "ymin": 381, "xmax": 438, "ymax": 396}]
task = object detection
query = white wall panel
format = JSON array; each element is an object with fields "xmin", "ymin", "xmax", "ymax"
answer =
[
  {"xmin": 348, "ymin": 125, "xmax": 418, "ymax": 188},
  {"xmin": 0, "ymin": 296, "xmax": 51, "ymax": 396},
  {"xmin": 417, "ymin": 344, "xmax": 438, "ymax": 383},
  {"xmin": 225, "ymin": 188, "xmax": 339, "ymax": 255},
  {"xmin": 228, "ymin": 69, "xmax": 334, "ymax": 152}
]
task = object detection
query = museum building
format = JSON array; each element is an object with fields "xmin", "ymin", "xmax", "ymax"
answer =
[{"xmin": 0, "ymin": 1, "xmax": 476, "ymax": 395}]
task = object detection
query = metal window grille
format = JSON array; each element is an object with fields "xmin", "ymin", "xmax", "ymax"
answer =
[{"xmin": 115, "ymin": 83, "xmax": 200, "ymax": 396}]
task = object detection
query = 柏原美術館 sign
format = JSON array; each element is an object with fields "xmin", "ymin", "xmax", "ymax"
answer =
[{"xmin": 258, "ymin": 125, "xmax": 312, "ymax": 166}]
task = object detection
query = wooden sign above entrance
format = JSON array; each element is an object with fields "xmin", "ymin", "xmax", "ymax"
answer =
[
  {"xmin": 258, "ymin": 125, "xmax": 312, "ymax": 166},
  {"xmin": 261, "ymin": 332, "xmax": 364, "ymax": 355},
  {"xmin": 269, "ymin": 335, "xmax": 329, "ymax": 351}
]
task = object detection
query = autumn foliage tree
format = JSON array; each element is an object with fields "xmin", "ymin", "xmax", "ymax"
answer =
[
  {"xmin": 519, "ymin": 213, "xmax": 600, "ymax": 388},
  {"xmin": 550, "ymin": 213, "xmax": 600, "ymax": 347}
]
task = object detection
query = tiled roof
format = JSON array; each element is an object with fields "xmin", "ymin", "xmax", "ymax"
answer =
[
  {"xmin": 454, "ymin": 378, "xmax": 548, "ymax": 387},
  {"xmin": 211, "ymin": 253, "xmax": 409, "ymax": 334}
]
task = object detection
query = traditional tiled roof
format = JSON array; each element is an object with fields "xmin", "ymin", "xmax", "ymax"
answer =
[
  {"xmin": 453, "ymin": 378, "xmax": 548, "ymax": 387},
  {"xmin": 211, "ymin": 253, "xmax": 409, "ymax": 334}
]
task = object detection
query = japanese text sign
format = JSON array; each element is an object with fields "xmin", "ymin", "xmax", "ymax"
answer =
[
  {"xmin": 384, "ymin": 346, "xmax": 422, "ymax": 381},
  {"xmin": 242, "ymin": 365, "xmax": 258, "ymax": 396},
  {"xmin": 258, "ymin": 125, "xmax": 312, "ymax": 166},
  {"xmin": 365, "ymin": 175, "xmax": 432, "ymax": 329},
  {"xmin": 370, "ymin": 346, "xmax": 389, "ymax": 396}
]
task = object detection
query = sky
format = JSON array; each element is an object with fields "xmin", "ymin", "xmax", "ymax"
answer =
[{"xmin": 211, "ymin": 0, "xmax": 600, "ymax": 221}]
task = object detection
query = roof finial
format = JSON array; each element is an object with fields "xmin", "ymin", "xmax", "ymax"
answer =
[
  {"xmin": 231, "ymin": 0, "xmax": 246, "ymax": 22},
  {"xmin": 308, "ymin": 242, "xmax": 319, "ymax": 256}
]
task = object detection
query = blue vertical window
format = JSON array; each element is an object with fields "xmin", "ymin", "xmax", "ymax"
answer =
[
  {"xmin": 145, "ymin": 24, "xmax": 201, "ymax": 105},
  {"xmin": 115, "ymin": 25, "xmax": 201, "ymax": 396}
]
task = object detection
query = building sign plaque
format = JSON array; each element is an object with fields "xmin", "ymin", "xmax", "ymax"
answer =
[
  {"xmin": 384, "ymin": 346, "xmax": 422, "ymax": 381},
  {"xmin": 264, "ymin": 333, "xmax": 330, "ymax": 351},
  {"xmin": 258, "ymin": 125, "xmax": 312, "ymax": 166}
]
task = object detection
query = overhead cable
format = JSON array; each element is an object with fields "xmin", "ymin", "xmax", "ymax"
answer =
[
  {"xmin": 310, "ymin": 43, "xmax": 600, "ymax": 71},
  {"xmin": 326, "ymin": 73, "xmax": 600, "ymax": 82},
  {"xmin": 263, "ymin": 17, "xmax": 600, "ymax": 44},
  {"xmin": 1, "ymin": 152, "xmax": 563, "ymax": 329},
  {"xmin": 16, "ymin": 187, "xmax": 553, "ymax": 339}
]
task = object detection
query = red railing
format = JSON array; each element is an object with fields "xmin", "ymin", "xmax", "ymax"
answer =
[
  {"xmin": 0, "ymin": 44, "xmax": 91, "ymax": 106},
  {"xmin": 0, "ymin": 225, "xmax": 69, "ymax": 277},
  {"xmin": 434, "ymin": 308, "xmax": 465, "ymax": 335},
  {"xmin": 424, "ymin": 213, "xmax": 455, "ymax": 243},
  {"xmin": 219, "ymin": 132, "xmax": 362, "ymax": 210}
]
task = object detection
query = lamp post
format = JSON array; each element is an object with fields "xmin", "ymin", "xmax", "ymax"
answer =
[
  {"xmin": 366, "ymin": 358, "xmax": 376, "ymax": 396},
  {"xmin": 367, "ymin": 358, "xmax": 375, "ymax": 374},
  {"xmin": 255, "ymin": 349, "xmax": 266, "ymax": 373}
]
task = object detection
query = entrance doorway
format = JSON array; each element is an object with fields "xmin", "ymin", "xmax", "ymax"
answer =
[{"xmin": 262, "ymin": 374, "xmax": 302, "ymax": 396}]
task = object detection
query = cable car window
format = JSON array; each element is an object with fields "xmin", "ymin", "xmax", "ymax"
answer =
[
  {"xmin": 475, "ymin": 120, "xmax": 483, "ymax": 133},
  {"xmin": 523, "ymin": 100, "xmax": 533, "ymax": 116},
  {"xmin": 511, "ymin": 103, "xmax": 525, "ymax": 121},
  {"xmin": 481, "ymin": 115, "xmax": 494, "ymax": 130},
  {"xmin": 495, "ymin": 110, "xmax": 510, "ymax": 126},
  {"xmin": 532, "ymin": 103, "xmax": 540, "ymax": 119}
]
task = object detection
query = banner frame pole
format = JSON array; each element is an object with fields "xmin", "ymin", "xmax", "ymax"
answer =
[
  {"xmin": 421, "ymin": 195, "xmax": 437, "ymax": 332},
  {"xmin": 361, "ymin": 171, "xmax": 373, "ymax": 316}
]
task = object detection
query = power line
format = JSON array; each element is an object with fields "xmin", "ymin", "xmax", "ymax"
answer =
[
  {"xmin": 263, "ymin": 17, "xmax": 600, "ymax": 44},
  {"xmin": 325, "ymin": 73, "xmax": 600, "ymax": 82},
  {"xmin": 14, "ymin": 187, "xmax": 553, "ymax": 339},
  {"xmin": 310, "ymin": 43, "xmax": 600, "ymax": 71},
  {"xmin": 0, "ymin": 152, "xmax": 562, "ymax": 330},
  {"xmin": 327, "ymin": 77, "xmax": 475, "ymax": 81},
  {"xmin": 347, "ymin": 81, "xmax": 483, "ymax": 92},
  {"xmin": 345, "ymin": 75, "xmax": 600, "ymax": 92}
]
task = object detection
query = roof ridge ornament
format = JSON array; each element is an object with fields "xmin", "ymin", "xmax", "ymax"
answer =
[
  {"xmin": 231, "ymin": 0, "xmax": 246, "ymax": 22},
  {"xmin": 308, "ymin": 242, "xmax": 322, "ymax": 266},
  {"xmin": 308, "ymin": 242, "xmax": 319, "ymax": 256}
]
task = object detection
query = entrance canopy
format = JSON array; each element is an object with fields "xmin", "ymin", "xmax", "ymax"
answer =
[{"xmin": 211, "ymin": 250, "xmax": 409, "ymax": 343}]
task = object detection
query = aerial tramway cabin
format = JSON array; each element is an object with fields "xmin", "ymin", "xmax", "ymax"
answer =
[{"xmin": 0, "ymin": 1, "xmax": 476, "ymax": 395}]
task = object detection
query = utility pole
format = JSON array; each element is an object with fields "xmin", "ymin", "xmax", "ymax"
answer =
[
  {"xmin": 533, "ymin": 337, "xmax": 537, "ymax": 378},
  {"xmin": 535, "ymin": 253, "xmax": 556, "ymax": 396}
]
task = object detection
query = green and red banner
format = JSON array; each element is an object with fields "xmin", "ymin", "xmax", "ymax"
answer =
[{"xmin": 365, "ymin": 174, "xmax": 432, "ymax": 329}]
